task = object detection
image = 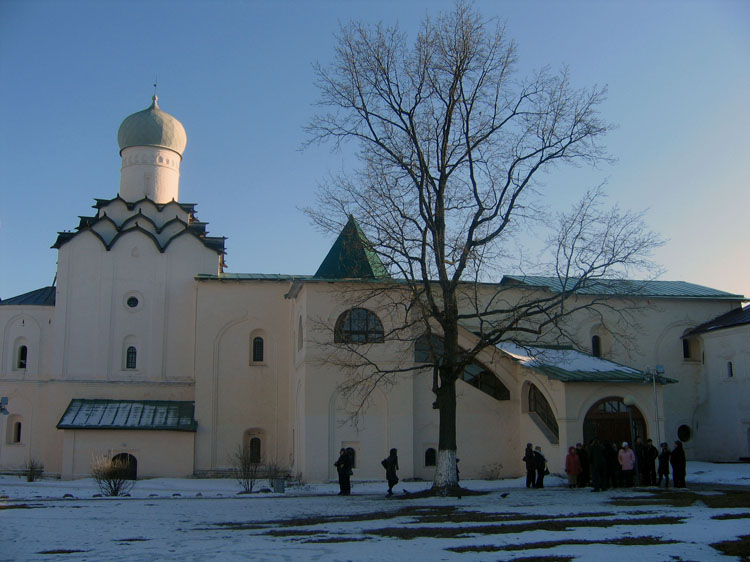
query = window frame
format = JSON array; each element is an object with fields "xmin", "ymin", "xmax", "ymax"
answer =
[
  {"xmin": 334, "ymin": 308, "xmax": 384, "ymax": 344},
  {"xmin": 528, "ymin": 384, "xmax": 559, "ymax": 440},
  {"xmin": 16, "ymin": 344, "xmax": 28, "ymax": 370},
  {"xmin": 252, "ymin": 337, "xmax": 264, "ymax": 363},
  {"xmin": 126, "ymin": 346, "xmax": 137, "ymax": 370}
]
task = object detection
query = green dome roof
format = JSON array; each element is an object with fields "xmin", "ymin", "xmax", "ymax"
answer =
[{"xmin": 117, "ymin": 96, "xmax": 187, "ymax": 155}]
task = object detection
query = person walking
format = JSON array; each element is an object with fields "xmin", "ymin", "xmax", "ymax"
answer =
[
  {"xmin": 565, "ymin": 446, "xmax": 582, "ymax": 488},
  {"xmin": 382, "ymin": 448, "xmax": 399, "ymax": 496},
  {"xmin": 671, "ymin": 440, "xmax": 687, "ymax": 488},
  {"xmin": 656, "ymin": 442, "xmax": 671, "ymax": 488},
  {"xmin": 618, "ymin": 442, "xmax": 636, "ymax": 487},
  {"xmin": 533, "ymin": 446, "xmax": 547, "ymax": 488},
  {"xmin": 523, "ymin": 443, "xmax": 536, "ymax": 488},
  {"xmin": 334, "ymin": 448, "xmax": 352, "ymax": 495}
]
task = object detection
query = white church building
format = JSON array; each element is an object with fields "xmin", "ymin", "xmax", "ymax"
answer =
[{"xmin": 1, "ymin": 98, "xmax": 747, "ymax": 482}]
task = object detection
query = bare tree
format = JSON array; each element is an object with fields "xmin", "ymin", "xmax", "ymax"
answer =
[
  {"xmin": 230, "ymin": 445, "xmax": 260, "ymax": 494},
  {"xmin": 306, "ymin": 2, "xmax": 661, "ymax": 494}
]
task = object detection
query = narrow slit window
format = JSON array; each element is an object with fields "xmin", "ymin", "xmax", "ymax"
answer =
[
  {"xmin": 17, "ymin": 345, "xmax": 28, "ymax": 369},
  {"xmin": 682, "ymin": 339, "xmax": 691, "ymax": 359},
  {"xmin": 252, "ymin": 337, "xmax": 264, "ymax": 362},
  {"xmin": 425, "ymin": 447, "xmax": 437, "ymax": 467},
  {"xmin": 249, "ymin": 437, "xmax": 261, "ymax": 463},
  {"xmin": 13, "ymin": 421, "xmax": 22, "ymax": 443},
  {"xmin": 126, "ymin": 346, "xmax": 137, "ymax": 369},
  {"xmin": 591, "ymin": 335, "xmax": 601, "ymax": 358}
]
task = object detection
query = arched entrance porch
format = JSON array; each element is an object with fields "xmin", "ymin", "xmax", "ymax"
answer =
[{"xmin": 583, "ymin": 397, "xmax": 646, "ymax": 446}]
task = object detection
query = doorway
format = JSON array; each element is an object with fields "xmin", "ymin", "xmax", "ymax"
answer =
[
  {"xmin": 583, "ymin": 397, "xmax": 646, "ymax": 446},
  {"xmin": 112, "ymin": 453, "xmax": 137, "ymax": 480}
]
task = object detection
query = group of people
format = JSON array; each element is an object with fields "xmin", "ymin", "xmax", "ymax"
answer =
[
  {"xmin": 335, "ymin": 437, "xmax": 688, "ymax": 496},
  {"xmin": 522, "ymin": 443, "xmax": 549, "ymax": 488},
  {"xmin": 564, "ymin": 438, "xmax": 687, "ymax": 491},
  {"xmin": 334, "ymin": 447, "xmax": 400, "ymax": 497}
]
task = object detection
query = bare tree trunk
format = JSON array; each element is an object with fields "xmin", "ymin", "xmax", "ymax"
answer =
[{"xmin": 434, "ymin": 378, "xmax": 458, "ymax": 491}]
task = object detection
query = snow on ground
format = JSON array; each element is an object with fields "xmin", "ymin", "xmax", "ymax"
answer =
[{"xmin": 1, "ymin": 461, "xmax": 749, "ymax": 562}]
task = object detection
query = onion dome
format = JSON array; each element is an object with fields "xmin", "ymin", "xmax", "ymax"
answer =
[{"xmin": 117, "ymin": 96, "xmax": 187, "ymax": 156}]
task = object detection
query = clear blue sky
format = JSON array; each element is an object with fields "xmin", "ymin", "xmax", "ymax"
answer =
[{"xmin": 1, "ymin": 0, "xmax": 748, "ymax": 300}]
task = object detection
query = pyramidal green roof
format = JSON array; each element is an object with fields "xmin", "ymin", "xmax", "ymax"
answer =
[{"xmin": 314, "ymin": 216, "xmax": 390, "ymax": 280}]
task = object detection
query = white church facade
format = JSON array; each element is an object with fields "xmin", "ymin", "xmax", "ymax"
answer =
[{"xmin": 1, "ymin": 99, "xmax": 747, "ymax": 482}]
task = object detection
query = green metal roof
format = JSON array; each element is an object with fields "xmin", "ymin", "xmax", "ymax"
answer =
[
  {"xmin": 497, "ymin": 342, "xmax": 675, "ymax": 384},
  {"xmin": 1, "ymin": 286, "xmax": 55, "ymax": 306},
  {"xmin": 314, "ymin": 216, "xmax": 390, "ymax": 280},
  {"xmin": 501, "ymin": 276, "xmax": 744, "ymax": 300},
  {"xmin": 117, "ymin": 96, "xmax": 187, "ymax": 156},
  {"xmin": 57, "ymin": 399, "xmax": 197, "ymax": 431},
  {"xmin": 685, "ymin": 304, "xmax": 750, "ymax": 336}
]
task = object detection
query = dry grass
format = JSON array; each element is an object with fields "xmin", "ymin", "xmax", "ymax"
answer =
[
  {"xmin": 448, "ymin": 535, "xmax": 678, "ymax": 553},
  {"xmin": 711, "ymin": 512, "xmax": 750, "ymax": 520},
  {"xmin": 711, "ymin": 535, "xmax": 750, "ymax": 561},
  {"xmin": 368, "ymin": 515, "xmax": 684, "ymax": 540},
  {"xmin": 610, "ymin": 489, "xmax": 750, "ymax": 509}
]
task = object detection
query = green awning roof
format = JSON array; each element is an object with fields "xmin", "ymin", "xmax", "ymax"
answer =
[
  {"xmin": 501, "ymin": 276, "xmax": 744, "ymax": 300},
  {"xmin": 497, "ymin": 342, "xmax": 675, "ymax": 384},
  {"xmin": 57, "ymin": 399, "xmax": 197, "ymax": 431}
]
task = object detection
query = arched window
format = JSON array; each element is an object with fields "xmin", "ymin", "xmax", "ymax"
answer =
[
  {"xmin": 17, "ymin": 345, "xmax": 28, "ymax": 369},
  {"xmin": 252, "ymin": 337, "xmax": 264, "ymax": 362},
  {"xmin": 415, "ymin": 334, "xmax": 510, "ymax": 401},
  {"xmin": 424, "ymin": 447, "xmax": 437, "ymax": 467},
  {"xmin": 682, "ymin": 338, "xmax": 695, "ymax": 360},
  {"xmin": 528, "ymin": 384, "xmax": 559, "ymax": 440},
  {"xmin": 126, "ymin": 346, "xmax": 137, "ymax": 369},
  {"xmin": 591, "ymin": 335, "xmax": 601, "ymax": 358},
  {"xmin": 249, "ymin": 437, "xmax": 261, "ymax": 463},
  {"xmin": 334, "ymin": 308, "xmax": 384, "ymax": 343},
  {"xmin": 13, "ymin": 421, "xmax": 22, "ymax": 443},
  {"xmin": 677, "ymin": 425, "xmax": 692, "ymax": 442}
]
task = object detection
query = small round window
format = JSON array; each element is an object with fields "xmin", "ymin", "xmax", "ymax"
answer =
[
  {"xmin": 126, "ymin": 296, "xmax": 139, "ymax": 308},
  {"xmin": 677, "ymin": 424, "xmax": 692, "ymax": 442}
]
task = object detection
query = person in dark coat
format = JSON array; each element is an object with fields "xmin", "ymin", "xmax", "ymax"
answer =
[
  {"xmin": 533, "ymin": 446, "xmax": 547, "ymax": 488},
  {"xmin": 656, "ymin": 442, "xmax": 670, "ymax": 488},
  {"xmin": 607, "ymin": 441, "xmax": 622, "ymax": 487},
  {"xmin": 589, "ymin": 438, "xmax": 607, "ymax": 492},
  {"xmin": 644, "ymin": 439, "xmax": 659, "ymax": 486},
  {"xmin": 670, "ymin": 440, "xmax": 686, "ymax": 488},
  {"xmin": 576, "ymin": 442, "xmax": 589, "ymax": 488},
  {"xmin": 334, "ymin": 447, "xmax": 352, "ymax": 495},
  {"xmin": 522, "ymin": 443, "xmax": 535, "ymax": 488},
  {"xmin": 382, "ymin": 448, "xmax": 399, "ymax": 496},
  {"xmin": 634, "ymin": 438, "xmax": 645, "ymax": 486}
]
